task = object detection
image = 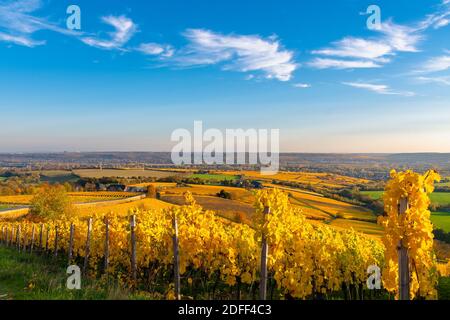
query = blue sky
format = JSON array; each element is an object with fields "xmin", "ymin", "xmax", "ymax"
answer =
[{"xmin": 0, "ymin": 0, "xmax": 450, "ymax": 153}]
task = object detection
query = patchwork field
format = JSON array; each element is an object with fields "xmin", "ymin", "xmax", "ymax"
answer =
[
  {"xmin": 77, "ymin": 198, "xmax": 173, "ymax": 217},
  {"xmin": 188, "ymin": 173, "xmax": 240, "ymax": 181},
  {"xmin": 162, "ymin": 184, "xmax": 255, "ymax": 204},
  {"xmin": 361, "ymin": 191, "xmax": 450, "ymax": 206},
  {"xmin": 0, "ymin": 204, "xmax": 16, "ymax": 211},
  {"xmin": 216, "ymin": 170, "xmax": 370, "ymax": 189},
  {"xmin": 329, "ymin": 219, "xmax": 384, "ymax": 238},
  {"xmin": 0, "ymin": 192, "xmax": 140, "ymax": 205},
  {"xmin": 161, "ymin": 195, "xmax": 254, "ymax": 225},
  {"xmin": 37, "ymin": 170, "xmax": 80, "ymax": 183},
  {"xmin": 157, "ymin": 183, "xmax": 380, "ymax": 236},
  {"xmin": 127, "ymin": 182, "xmax": 177, "ymax": 188},
  {"xmin": 73, "ymin": 169, "xmax": 184, "ymax": 179}
]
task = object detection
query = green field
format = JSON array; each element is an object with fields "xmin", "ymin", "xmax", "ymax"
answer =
[
  {"xmin": 73, "ymin": 169, "xmax": 182, "ymax": 179},
  {"xmin": 0, "ymin": 177, "xmax": 7, "ymax": 182},
  {"xmin": 431, "ymin": 212, "xmax": 450, "ymax": 232},
  {"xmin": 38, "ymin": 170, "xmax": 80, "ymax": 184},
  {"xmin": 188, "ymin": 174, "xmax": 240, "ymax": 181},
  {"xmin": 0, "ymin": 204, "xmax": 14, "ymax": 211},
  {"xmin": 361, "ymin": 191, "xmax": 450, "ymax": 232},
  {"xmin": 362, "ymin": 191, "xmax": 450, "ymax": 206}
]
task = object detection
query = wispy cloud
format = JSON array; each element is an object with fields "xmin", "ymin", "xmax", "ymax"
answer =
[
  {"xmin": 81, "ymin": 16, "xmax": 137, "ymax": 50},
  {"xmin": 310, "ymin": 21, "xmax": 421, "ymax": 70},
  {"xmin": 311, "ymin": 37, "xmax": 392, "ymax": 60},
  {"xmin": 343, "ymin": 82, "xmax": 415, "ymax": 96},
  {"xmin": 419, "ymin": 0, "xmax": 450, "ymax": 29},
  {"xmin": 171, "ymin": 29, "xmax": 297, "ymax": 81},
  {"xmin": 309, "ymin": 58, "xmax": 381, "ymax": 69},
  {"xmin": 0, "ymin": 0, "xmax": 77, "ymax": 47},
  {"xmin": 136, "ymin": 42, "xmax": 174, "ymax": 57},
  {"xmin": 293, "ymin": 83, "xmax": 311, "ymax": 88},
  {"xmin": 0, "ymin": 31, "xmax": 45, "ymax": 47},
  {"xmin": 309, "ymin": 1, "xmax": 450, "ymax": 70},
  {"xmin": 418, "ymin": 55, "xmax": 450, "ymax": 73},
  {"xmin": 415, "ymin": 76, "xmax": 450, "ymax": 85}
]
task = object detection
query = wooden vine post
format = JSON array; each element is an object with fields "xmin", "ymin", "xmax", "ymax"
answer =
[
  {"xmin": 398, "ymin": 197, "xmax": 410, "ymax": 300},
  {"xmin": 172, "ymin": 211, "xmax": 181, "ymax": 300},
  {"xmin": 23, "ymin": 227, "xmax": 28, "ymax": 252},
  {"xmin": 130, "ymin": 215, "xmax": 137, "ymax": 283},
  {"xmin": 45, "ymin": 225, "xmax": 49, "ymax": 253},
  {"xmin": 54, "ymin": 225, "xmax": 59, "ymax": 258},
  {"xmin": 68, "ymin": 223, "xmax": 75, "ymax": 263},
  {"xmin": 39, "ymin": 224, "xmax": 43, "ymax": 252},
  {"xmin": 10, "ymin": 227, "xmax": 14, "ymax": 247},
  {"xmin": 6, "ymin": 227, "xmax": 9, "ymax": 246},
  {"xmin": 104, "ymin": 218, "xmax": 110, "ymax": 272},
  {"xmin": 30, "ymin": 225, "xmax": 35, "ymax": 254},
  {"xmin": 83, "ymin": 218, "xmax": 93, "ymax": 274},
  {"xmin": 16, "ymin": 225, "xmax": 21, "ymax": 253},
  {"xmin": 259, "ymin": 206, "xmax": 270, "ymax": 300}
]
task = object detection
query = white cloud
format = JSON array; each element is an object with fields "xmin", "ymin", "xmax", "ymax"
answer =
[
  {"xmin": 419, "ymin": 0, "xmax": 450, "ymax": 30},
  {"xmin": 309, "ymin": 1, "xmax": 450, "ymax": 70},
  {"xmin": 310, "ymin": 21, "xmax": 422, "ymax": 70},
  {"xmin": 173, "ymin": 29, "xmax": 297, "ymax": 81},
  {"xmin": 434, "ymin": 18, "xmax": 449, "ymax": 28},
  {"xmin": 379, "ymin": 20, "xmax": 422, "ymax": 52},
  {"xmin": 0, "ymin": 0, "xmax": 77, "ymax": 47},
  {"xmin": 418, "ymin": 55, "xmax": 450, "ymax": 73},
  {"xmin": 0, "ymin": 31, "xmax": 44, "ymax": 47},
  {"xmin": 136, "ymin": 43, "xmax": 174, "ymax": 57},
  {"xmin": 308, "ymin": 58, "xmax": 381, "ymax": 69},
  {"xmin": 293, "ymin": 83, "xmax": 311, "ymax": 88},
  {"xmin": 416, "ymin": 76, "xmax": 450, "ymax": 85},
  {"xmin": 311, "ymin": 37, "xmax": 393, "ymax": 60},
  {"xmin": 82, "ymin": 16, "xmax": 137, "ymax": 50},
  {"xmin": 343, "ymin": 82, "xmax": 415, "ymax": 96}
]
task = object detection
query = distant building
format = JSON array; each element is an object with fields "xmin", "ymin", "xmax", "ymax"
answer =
[
  {"xmin": 125, "ymin": 186, "xmax": 146, "ymax": 193},
  {"xmin": 107, "ymin": 184, "xmax": 126, "ymax": 192}
]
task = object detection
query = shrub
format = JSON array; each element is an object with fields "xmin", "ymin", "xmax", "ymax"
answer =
[{"xmin": 29, "ymin": 184, "xmax": 75, "ymax": 220}]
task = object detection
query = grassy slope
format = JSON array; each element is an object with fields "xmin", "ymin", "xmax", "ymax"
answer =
[{"xmin": 0, "ymin": 246, "xmax": 150, "ymax": 300}]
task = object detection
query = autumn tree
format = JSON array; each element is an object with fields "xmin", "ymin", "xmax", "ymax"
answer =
[{"xmin": 29, "ymin": 184, "xmax": 75, "ymax": 219}]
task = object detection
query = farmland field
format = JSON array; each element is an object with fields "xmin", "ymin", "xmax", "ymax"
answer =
[
  {"xmin": 127, "ymin": 182, "xmax": 177, "ymax": 188},
  {"xmin": 0, "ymin": 192, "xmax": 139, "ymax": 205},
  {"xmin": 0, "ymin": 204, "xmax": 15, "ymax": 211},
  {"xmin": 216, "ymin": 170, "xmax": 370, "ymax": 189},
  {"xmin": 158, "ymin": 183, "xmax": 380, "ymax": 236},
  {"xmin": 188, "ymin": 173, "xmax": 240, "ymax": 181},
  {"xmin": 77, "ymin": 198, "xmax": 173, "ymax": 217},
  {"xmin": 38, "ymin": 170, "xmax": 80, "ymax": 183},
  {"xmin": 161, "ymin": 194, "xmax": 254, "ymax": 224},
  {"xmin": 362, "ymin": 191, "xmax": 450, "ymax": 206},
  {"xmin": 73, "ymin": 169, "xmax": 184, "ymax": 179},
  {"xmin": 431, "ymin": 212, "xmax": 450, "ymax": 232},
  {"xmin": 436, "ymin": 180, "xmax": 450, "ymax": 187},
  {"xmin": 329, "ymin": 218, "xmax": 384, "ymax": 238}
]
